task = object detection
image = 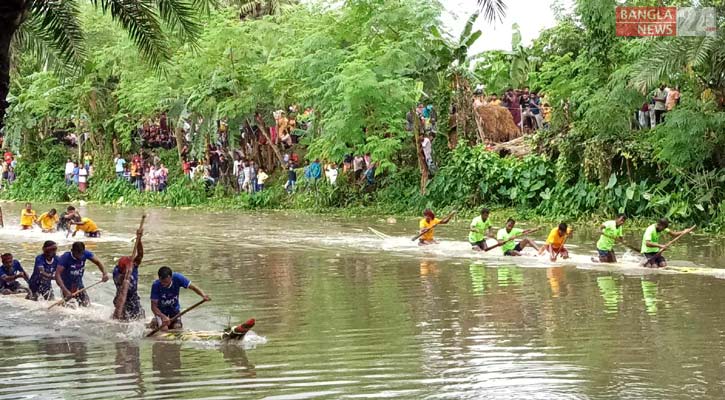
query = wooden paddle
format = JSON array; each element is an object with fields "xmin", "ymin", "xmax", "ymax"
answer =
[
  {"xmin": 112, "ymin": 215, "xmax": 146, "ymax": 320},
  {"xmin": 552, "ymin": 232, "xmax": 570, "ymax": 261},
  {"xmin": 411, "ymin": 210, "xmax": 457, "ymax": 241},
  {"xmin": 485, "ymin": 227, "xmax": 541, "ymax": 252},
  {"xmin": 0, "ymin": 206, "xmax": 4, "ymax": 227},
  {"xmin": 48, "ymin": 280, "xmax": 105, "ymax": 310},
  {"xmin": 641, "ymin": 225, "xmax": 696, "ymax": 266},
  {"xmin": 146, "ymin": 299, "xmax": 207, "ymax": 337}
]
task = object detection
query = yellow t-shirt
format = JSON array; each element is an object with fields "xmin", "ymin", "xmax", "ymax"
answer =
[
  {"xmin": 20, "ymin": 209, "xmax": 37, "ymax": 226},
  {"xmin": 75, "ymin": 217, "xmax": 99, "ymax": 233},
  {"xmin": 419, "ymin": 218, "xmax": 441, "ymax": 241},
  {"xmin": 546, "ymin": 227, "xmax": 572, "ymax": 250},
  {"xmin": 38, "ymin": 212, "xmax": 59, "ymax": 230}
]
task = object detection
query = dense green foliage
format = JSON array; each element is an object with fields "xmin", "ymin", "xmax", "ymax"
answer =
[{"xmin": 3, "ymin": 0, "xmax": 725, "ymax": 231}]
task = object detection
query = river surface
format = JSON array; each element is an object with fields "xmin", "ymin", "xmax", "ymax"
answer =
[{"xmin": 1, "ymin": 203, "xmax": 725, "ymax": 399}]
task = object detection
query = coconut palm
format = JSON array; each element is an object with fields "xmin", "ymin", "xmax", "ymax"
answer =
[
  {"xmin": 0, "ymin": 0, "xmax": 210, "ymax": 131},
  {"xmin": 478, "ymin": 0, "xmax": 506, "ymax": 23},
  {"xmin": 629, "ymin": 34, "xmax": 725, "ymax": 108},
  {"xmin": 234, "ymin": 0, "xmax": 297, "ymax": 19}
]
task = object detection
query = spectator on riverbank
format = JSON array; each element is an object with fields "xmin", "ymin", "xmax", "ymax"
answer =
[
  {"xmin": 114, "ymin": 155, "xmax": 126, "ymax": 179},
  {"xmin": 285, "ymin": 164, "xmax": 297, "ymax": 193},
  {"xmin": 65, "ymin": 159, "xmax": 75, "ymax": 185},
  {"xmin": 422, "ymin": 134, "xmax": 436, "ymax": 175},
  {"xmin": 652, "ymin": 83, "xmax": 668, "ymax": 125},
  {"xmin": 78, "ymin": 164, "xmax": 88, "ymax": 192},
  {"xmin": 257, "ymin": 168, "xmax": 268, "ymax": 191},
  {"xmin": 353, "ymin": 155, "xmax": 364, "ymax": 181},
  {"xmin": 666, "ymin": 86, "xmax": 680, "ymax": 111},
  {"xmin": 326, "ymin": 163, "xmax": 338, "ymax": 185},
  {"xmin": 72, "ymin": 163, "xmax": 80, "ymax": 186}
]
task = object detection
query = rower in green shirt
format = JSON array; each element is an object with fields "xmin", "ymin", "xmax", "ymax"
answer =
[
  {"xmin": 595, "ymin": 214, "xmax": 627, "ymax": 263},
  {"xmin": 641, "ymin": 218, "xmax": 686, "ymax": 268},
  {"xmin": 469, "ymin": 208, "xmax": 494, "ymax": 251},
  {"xmin": 496, "ymin": 218, "xmax": 538, "ymax": 256}
]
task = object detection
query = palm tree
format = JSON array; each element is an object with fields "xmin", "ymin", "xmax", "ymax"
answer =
[
  {"xmin": 629, "ymin": 34, "xmax": 725, "ymax": 109},
  {"xmin": 478, "ymin": 0, "xmax": 506, "ymax": 23},
  {"xmin": 0, "ymin": 0, "xmax": 210, "ymax": 131},
  {"xmin": 234, "ymin": 0, "xmax": 297, "ymax": 19}
]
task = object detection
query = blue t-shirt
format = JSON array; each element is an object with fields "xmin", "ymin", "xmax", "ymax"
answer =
[
  {"xmin": 113, "ymin": 264, "xmax": 139, "ymax": 297},
  {"xmin": 58, "ymin": 250, "xmax": 95, "ymax": 290},
  {"xmin": 0, "ymin": 260, "xmax": 25, "ymax": 290},
  {"xmin": 309, "ymin": 162, "xmax": 322, "ymax": 179},
  {"xmin": 29, "ymin": 255, "xmax": 58, "ymax": 293},
  {"xmin": 150, "ymin": 272, "xmax": 191, "ymax": 316}
]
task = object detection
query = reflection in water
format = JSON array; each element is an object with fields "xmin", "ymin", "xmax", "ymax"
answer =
[
  {"xmin": 220, "ymin": 344, "xmax": 256, "ymax": 378},
  {"xmin": 115, "ymin": 341, "xmax": 144, "ymax": 397},
  {"xmin": 469, "ymin": 264, "xmax": 487, "ymax": 296},
  {"xmin": 43, "ymin": 339, "xmax": 88, "ymax": 364},
  {"xmin": 597, "ymin": 276, "xmax": 621, "ymax": 313},
  {"xmin": 641, "ymin": 278, "xmax": 659, "ymax": 316},
  {"xmin": 152, "ymin": 341, "xmax": 183, "ymax": 382},
  {"xmin": 496, "ymin": 266, "xmax": 524, "ymax": 287},
  {"xmin": 547, "ymin": 267, "xmax": 565, "ymax": 298}
]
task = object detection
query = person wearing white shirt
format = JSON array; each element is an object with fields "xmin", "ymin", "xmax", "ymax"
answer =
[
  {"xmin": 78, "ymin": 166, "xmax": 89, "ymax": 192},
  {"xmin": 64, "ymin": 159, "xmax": 75, "ymax": 185},
  {"xmin": 113, "ymin": 155, "xmax": 126, "ymax": 178},
  {"xmin": 326, "ymin": 164, "xmax": 338, "ymax": 185}
]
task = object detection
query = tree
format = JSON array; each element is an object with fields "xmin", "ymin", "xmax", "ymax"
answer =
[
  {"xmin": 234, "ymin": 0, "xmax": 298, "ymax": 19},
  {"xmin": 477, "ymin": 0, "xmax": 506, "ymax": 23},
  {"xmin": 0, "ymin": 0, "xmax": 208, "ymax": 132}
]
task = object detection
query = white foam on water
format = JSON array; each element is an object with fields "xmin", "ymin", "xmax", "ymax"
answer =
[
  {"xmin": 0, "ymin": 225, "xmax": 131, "ymax": 245},
  {"xmin": 317, "ymin": 233, "xmax": 724, "ymax": 278}
]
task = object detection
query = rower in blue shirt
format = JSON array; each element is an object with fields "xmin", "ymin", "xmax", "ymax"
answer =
[
  {"xmin": 27, "ymin": 241, "xmax": 59, "ymax": 301},
  {"xmin": 55, "ymin": 242, "xmax": 108, "ymax": 307},
  {"xmin": 150, "ymin": 266, "xmax": 210, "ymax": 331},
  {"xmin": 0, "ymin": 253, "xmax": 29, "ymax": 295}
]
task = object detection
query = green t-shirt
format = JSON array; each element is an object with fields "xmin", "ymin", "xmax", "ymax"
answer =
[
  {"xmin": 596, "ymin": 220, "xmax": 623, "ymax": 251},
  {"xmin": 641, "ymin": 224, "xmax": 670, "ymax": 253},
  {"xmin": 497, "ymin": 227, "xmax": 523, "ymax": 253},
  {"xmin": 469, "ymin": 216, "xmax": 492, "ymax": 243}
]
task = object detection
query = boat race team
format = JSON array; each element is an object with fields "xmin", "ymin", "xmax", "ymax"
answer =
[
  {"xmin": 1, "ymin": 203, "xmax": 694, "ymax": 330},
  {"xmin": 3, "ymin": 203, "xmax": 211, "ymax": 333}
]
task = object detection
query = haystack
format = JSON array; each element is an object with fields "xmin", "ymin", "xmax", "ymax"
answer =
[
  {"xmin": 474, "ymin": 104, "xmax": 521, "ymax": 143},
  {"xmin": 491, "ymin": 136, "xmax": 532, "ymax": 158}
]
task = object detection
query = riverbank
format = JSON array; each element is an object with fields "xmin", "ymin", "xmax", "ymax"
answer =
[{"xmin": 2, "ymin": 146, "xmax": 723, "ymax": 232}]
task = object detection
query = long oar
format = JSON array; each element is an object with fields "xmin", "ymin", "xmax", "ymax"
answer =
[
  {"xmin": 48, "ymin": 280, "xmax": 105, "ymax": 310},
  {"xmin": 112, "ymin": 215, "xmax": 146, "ymax": 320},
  {"xmin": 641, "ymin": 225, "xmax": 696, "ymax": 266},
  {"xmin": 552, "ymin": 232, "xmax": 570, "ymax": 261},
  {"xmin": 146, "ymin": 299, "xmax": 207, "ymax": 337},
  {"xmin": 0, "ymin": 206, "xmax": 4, "ymax": 227},
  {"xmin": 411, "ymin": 210, "xmax": 457, "ymax": 241},
  {"xmin": 485, "ymin": 227, "xmax": 541, "ymax": 252}
]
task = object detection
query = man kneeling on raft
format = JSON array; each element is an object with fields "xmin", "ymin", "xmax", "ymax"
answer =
[
  {"xmin": 497, "ymin": 218, "xmax": 538, "ymax": 256},
  {"xmin": 149, "ymin": 266, "xmax": 210, "ymax": 331}
]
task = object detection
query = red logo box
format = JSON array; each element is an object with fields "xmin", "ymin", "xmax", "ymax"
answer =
[{"xmin": 616, "ymin": 7, "xmax": 677, "ymax": 36}]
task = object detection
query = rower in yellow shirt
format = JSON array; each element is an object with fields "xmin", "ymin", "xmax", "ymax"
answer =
[
  {"xmin": 36, "ymin": 208, "xmax": 60, "ymax": 232},
  {"xmin": 418, "ymin": 209, "xmax": 449, "ymax": 246},
  {"xmin": 72, "ymin": 216, "xmax": 101, "ymax": 238},
  {"xmin": 539, "ymin": 222, "xmax": 573, "ymax": 261},
  {"xmin": 20, "ymin": 203, "xmax": 37, "ymax": 230}
]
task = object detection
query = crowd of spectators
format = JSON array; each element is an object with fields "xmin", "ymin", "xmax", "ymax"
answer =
[
  {"xmin": 637, "ymin": 83, "xmax": 680, "ymax": 129},
  {"xmin": 138, "ymin": 112, "xmax": 175, "ymax": 149}
]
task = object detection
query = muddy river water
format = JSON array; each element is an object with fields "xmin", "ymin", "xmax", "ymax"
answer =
[{"xmin": 0, "ymin": 203, "xmax": 724, "ymax": 399}]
